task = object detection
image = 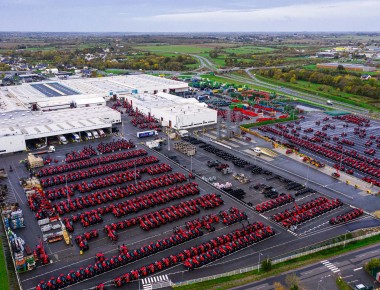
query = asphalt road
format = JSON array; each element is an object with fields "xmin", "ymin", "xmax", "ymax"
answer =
[{"xmin": 230, "ymin": 242, "xmax": 380, "ymax": 290}]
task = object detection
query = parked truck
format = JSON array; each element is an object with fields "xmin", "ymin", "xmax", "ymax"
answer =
[
  {"xmin": 57, "ymin": 135, "xmax": 68, "ymax": 145},
  {"xmin": 137, "ymin": 130, "xmax": 158, "ymax": 138},
  {"xmin": 33, "ymin": 146, "xmax": 55, "ymax": 155},
  {"xmin": 69, "ymin": 133, "xmax": 80, "ymax": 142}
]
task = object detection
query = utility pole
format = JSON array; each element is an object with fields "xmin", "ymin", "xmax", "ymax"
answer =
[
  {"xmin": 258, "ymin": 252, "xmax": 263, "ymax": 273},
  {"xmin": 134, "ymin": 160, "xmax": 137, "ymax": 185}
]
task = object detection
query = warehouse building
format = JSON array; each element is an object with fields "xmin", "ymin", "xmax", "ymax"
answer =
[
  {"xmin": 316, "ymin": 63, "xmax": 376, "ymax": 72},
  {"xmin": 0, "ymin": 107, "xmax": 120, "ymax": 154},
  {"xmin": 0, "ymin": 74, "xmax": 191, "ymax": 155},
  {"xmin": 122, "ymin": 92, "xmax": 217, "ymax": 130}
]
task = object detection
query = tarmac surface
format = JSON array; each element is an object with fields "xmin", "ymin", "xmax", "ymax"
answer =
[
  {"xmin": 0, "ymin": 108, "xmax": 379, "ymax": 290},
  {"xmin": 230, "ymin": 242, "xmax": 380, "ymax": 290}
]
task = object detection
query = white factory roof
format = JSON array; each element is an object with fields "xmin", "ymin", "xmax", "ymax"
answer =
[
  {"xmin": 112, "ymin": 75, "xmax": 188, "ymax": 92},
  {"xmin": 37, "ymin": 94, "xmax": 105, "ymax": 109},
  {"xmin": 1, "ymin": 75, "xmax": 189, "ymax": 113},
  {"xmin": 0, "ymin": 106, "xmax": 120, "ymax": 139},
  {"xmin": 126, "ymin": 92, "xmax": 205, "ymax": 111}
]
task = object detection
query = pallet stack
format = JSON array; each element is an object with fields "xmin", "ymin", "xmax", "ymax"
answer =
[
  {"xmin": 27, "ymin": 154, "xmax": 44, "ymax": 169},
  {"xmin": 3, "ymin": 208, "xmax": 25, "ymax": 230},
  {"xmin": 174, "ymin": 141, "xmax": 196, "ymax": 156}
]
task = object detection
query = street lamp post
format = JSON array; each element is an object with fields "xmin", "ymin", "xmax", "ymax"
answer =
[
  {"xmin": 257, "ymin": 252, "xmax": 263, "ymax": 273},
  {"xmin": 343, "ymin": 230, "xmax": 350, "ymax": 248},
  {"xmin": 134, "ymin": 160, "xmax": 137, "ymax": 185},
  {"xmin": 305, "ymin": 163, "xmax": 310, "ymax": 186}
]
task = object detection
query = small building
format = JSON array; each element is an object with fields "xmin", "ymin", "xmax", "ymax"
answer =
[
  {"xmin": 44, "ymin": 68, "xmax": 59, "ymax": 74},
  {"xmin": 361, "ymin": 74, "xmax": 371, "ymax": 80},
  {"xmin": 316, "ymin": 51, "xmax": 337, "ymax": 58},
  {"xmin": 317, "ymin": 63, "xmax": 376, "ymax": 72}
]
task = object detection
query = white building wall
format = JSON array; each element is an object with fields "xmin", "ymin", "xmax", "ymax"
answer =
[{"xmin": 0, "ymin": 135, "xmax": 26, "ymax": 154}]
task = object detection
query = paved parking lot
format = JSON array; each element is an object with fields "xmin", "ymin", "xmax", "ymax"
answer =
[
  {"xmin": 1, "ymin": 108, "xmax": 379, "ymax": 290},
  {"xmin": 258, "ymin": 112, "xmax": 380, "ymax": 182}
]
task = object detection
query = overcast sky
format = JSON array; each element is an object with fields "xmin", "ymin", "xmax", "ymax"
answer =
[{"xmin": 0, "ymin": 0, "xmax": 379, "ymax": 32}]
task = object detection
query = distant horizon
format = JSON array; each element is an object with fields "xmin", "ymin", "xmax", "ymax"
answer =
[
  {"xmin": 1, "ymin": 0, "xmax": 379, "ymax": 33},
  {"xmin": 0, "ymin": 31, "xmax": 379, "ymax": 35}
]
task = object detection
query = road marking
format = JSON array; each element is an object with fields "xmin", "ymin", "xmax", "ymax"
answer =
[
  {"xmin": 342, "ymin": 275, "xmax": 353, "ymax": 278},
  {"xmin": 256, "ymin": 285, "xmax": 266, "ymax": 289},
  {"xmin": 353, "ymin": 267, "xmax": 362, "ymax": 271},
  {"xmin": 348, "ymin": 280, "xmax": 358, "ymax": 283},
  {"xmin": 321, "ymin": 260, "xmax": 340, "ymax": 273}
]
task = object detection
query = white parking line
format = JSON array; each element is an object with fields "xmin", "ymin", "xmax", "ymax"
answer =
[{"xmin": 353, "ymin": 267, "xmax": 362, "ymax": 271}]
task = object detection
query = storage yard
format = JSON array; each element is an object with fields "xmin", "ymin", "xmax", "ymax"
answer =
[
  {"xmin": 256, "ymin": 112, "xmax": 380, "ymax": 186},
  {"xmin": 0, "ymin": 93, "xmax": 379, "ymax": 290}
]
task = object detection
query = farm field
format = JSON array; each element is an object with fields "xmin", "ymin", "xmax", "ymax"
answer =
[
  {"xmin": 134, "ymin": 44, "xmax": 214, "ymax": 54},
  {"xmin": 224, "ymin": 45, "xmax": 276, "ymax": 54}
]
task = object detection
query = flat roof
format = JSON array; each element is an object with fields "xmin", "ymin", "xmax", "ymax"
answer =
[
  {"xmin": 125, "ymin": 91, "xmax": 215, "ymax": 121},
  {"xmin": 0, "ymin": 106, "xmax": 120, "ymax": 139},
  {"xmin": 2, "ymin": 75, "xmax": 188, "ymax": 112}
]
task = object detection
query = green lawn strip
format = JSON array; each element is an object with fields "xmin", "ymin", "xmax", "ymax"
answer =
[
  {"xmin": 224, "ymin": 46, "xmax": 276, "ymax": 54},
  {"xmin": 295, "ymin": 80, "xmax": 374, "ymax": 104},
  {"xmin": 254, "ymin": 75, "xmax": 380, "ymax": 112},
  {"xmin": 198, "ymin": 53, "xmax": 226, "ymax": 67},
  {"xmin": 175, "ymin": 233, "xmax": 380, "ymax": 290},
  {"xmin": 201, "ymin": 74, "xmax": 276, "ymax": 92},
  {"xmin": 241, "ymin": 117, "xmax": 297, "ymax": 128},
  {"xmin": 0, "ymin": 237, "xmax": 10, "ymax": 290},
  {"xmin": 336, "ymin": 277, "xmax": 352, "ymax": 290},
  {"xmin": 105, "ymin": 69, "xmax": 129, "ymax": 75}
]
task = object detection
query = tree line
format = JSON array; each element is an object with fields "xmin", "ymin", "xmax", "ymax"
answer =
[{"xmin": 259, "ymin": 67, "xmax": 380, "ymax": 99}]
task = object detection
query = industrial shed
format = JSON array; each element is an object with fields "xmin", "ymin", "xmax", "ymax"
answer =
[
  {"xmin": 125, "ymin": 92, "xmax": 217, "ymax": 130},
  {"xmin": 0, "ymin": 107, "xmax": 121, "ymax": 155}
]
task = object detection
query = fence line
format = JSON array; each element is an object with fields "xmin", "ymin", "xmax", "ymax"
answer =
[
  {"xmin": 1, "ymin": 214, "xmax": 24, "ymax": 290},
  {"xmin": 173, "ymin": 231, "xmax": 379, "ymax": 287}
]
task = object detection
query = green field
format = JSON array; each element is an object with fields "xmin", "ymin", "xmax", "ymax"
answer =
[
  {"xmin": 134, "ymin": 44, "xmax": 213, "ymax": 54},
  {"xmin": 224, "ymin": 46, "xmax": 276, "ymax": 54},
  {"xmin": 0, "ymin": 238, "xmax": 9, "ymax": 290},
  {"xmin": 255, "ymin": 75, "xmax": 380, "ymax": 111}
]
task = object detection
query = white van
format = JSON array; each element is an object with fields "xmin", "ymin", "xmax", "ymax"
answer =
[
  {"xmin": 83, "ymin": 131, "xmax": 93, "ymax": 140},
  {"xmin": 91, "ymin": 130, "xmax": 99, "ymax": 139},
  {"xmin": 70, "ymin": 133, "xmax": 80, "ymax": 142},
  {"xmin": 179, "ymin": 130, "xmax": 189, "ymax": 137},
  {"xmin": 57, "ymin": 135, "xmax": 68, "ymax": 145},
  {"xmin": 97, "ymin": 129, "xmax": 106, "ymax": 138}
]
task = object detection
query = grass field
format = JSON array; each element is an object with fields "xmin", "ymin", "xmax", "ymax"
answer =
[
  {"xmin": 134, "ymin": 44, "xmax": 213, "ymax": 54},
  {"xmin": 255, "ymin": 75, "xmax": 380, "ymax": 112},
  {"xmin": 224, "ymin": 46, "xmax": 276, "ymax": 54},
  {"xmin": 0, "ymin": 237, "xmax": 10, "ymax": 290}
]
